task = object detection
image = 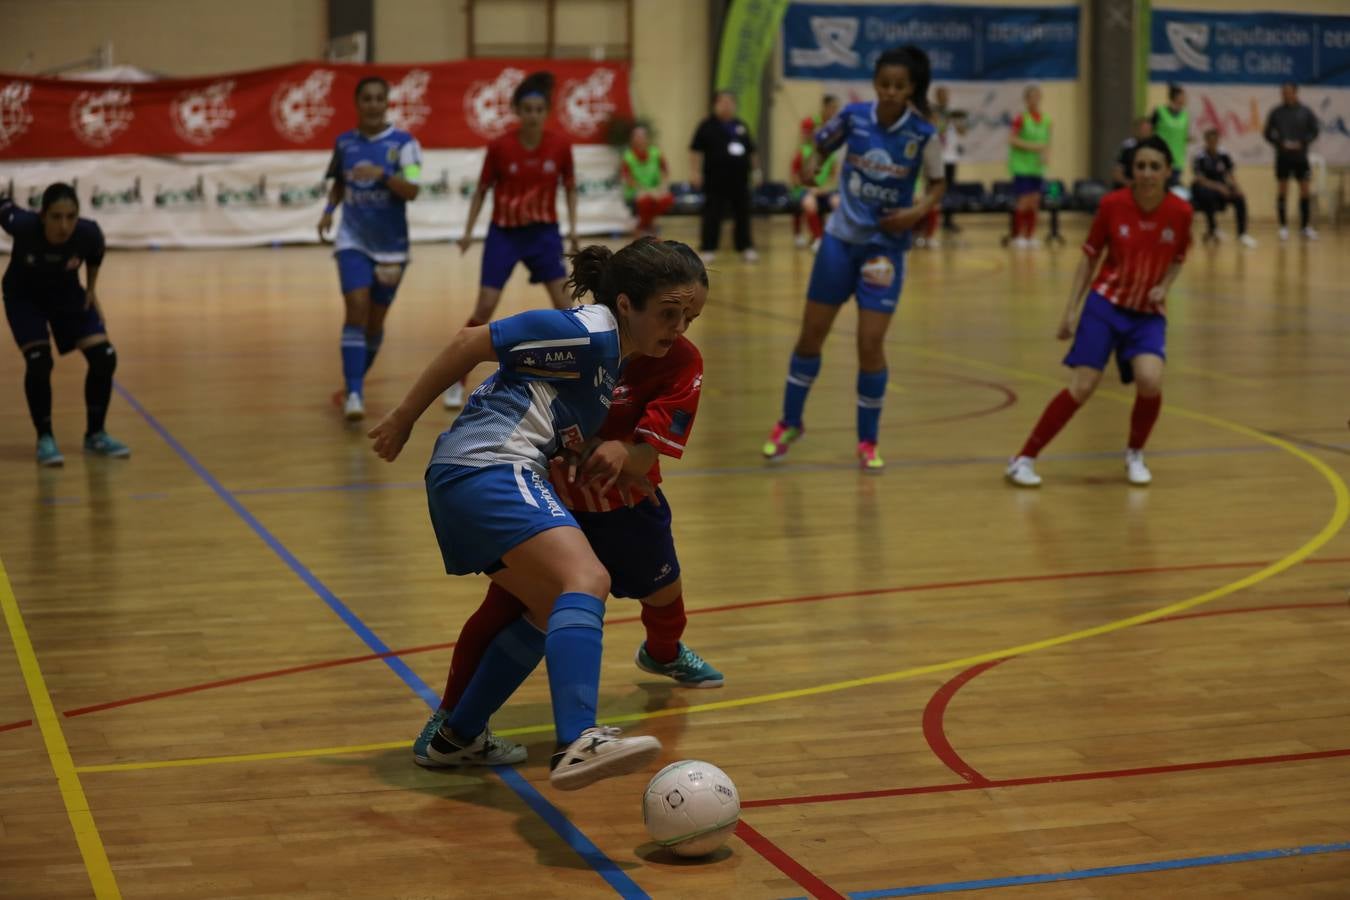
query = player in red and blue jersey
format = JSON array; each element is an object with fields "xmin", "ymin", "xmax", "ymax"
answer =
[
  {"xmin": 445, "ymin": 71, "xmax": 577, "ymax": 409},
  {"xmin": 3, "ymin": 184, "xmax": 129, "ymax": 466},
  {"xmin": 1006, "ymin": 135, "xmax": 1193, "ymax": 488},
  {"xmin": 414, "ymin": 248, "xmax": 718, "ymax": 772},
  {"xmin": 370, "ymin": 239, "xmax": 705, "ymax": 791},
  {"xmin": 318, "ymin": 76, "xmax": 422, "ymax": 422},
  {"xmin": 762, "ymin": 45, "xmax": 945, "ymax": 472}
]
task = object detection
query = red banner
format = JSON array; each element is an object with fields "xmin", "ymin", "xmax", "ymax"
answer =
[{"xmin": 0, "ymin": 60, "xmax": 631, "ymax": 160}]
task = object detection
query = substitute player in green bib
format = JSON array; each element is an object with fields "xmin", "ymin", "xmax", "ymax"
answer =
[
  {"xmin": 1152, "ymin": 84, "xmax": 1189, "ymax": 189},
  {"xmin": 622, "ymin": 125, "xmax": 674, "ymax": 236},
  {"xmin": 1008, "ymin": 84, "xmax": 1051, "ymax": 247}
]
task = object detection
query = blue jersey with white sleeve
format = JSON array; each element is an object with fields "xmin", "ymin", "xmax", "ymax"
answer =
[
  {"xmin": 327, "ymin": 126, "xmax": 422, "ymax": 263},
  {"xmin": 428, "ymin": 304, "xmax": 623, "ymax": 473},
  {"xmin": 819, "ymin": 102, "xmax": 944, "ymax": 251}
]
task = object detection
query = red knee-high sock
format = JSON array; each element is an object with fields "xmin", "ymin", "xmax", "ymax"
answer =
[
  {"xmin": 805, "ymin": 207, "xmax": 823, "ymax": 240},
  {"xmin": 640, "ymin": 596, "xmax": 687, "ymax": 664},
  {"xmin": 1128, "ymin": 392, "xmax": 1162, "ymax": 450},
  {"xmin": 1018, "ymin": 389, "xmax": 1081, "ymax": 458},
  {"xmin": 636, "ymin": 195, "xmax": 656, "ymax": 231},
  {"xmin": 1024, "ymin": 208, "xmax": 1038, "ymax": 238},
  {"xmin": 440, "ymin": 582, "xmax": 527, "ymax": 711},
  {"xmin": 924, "ymin": 207, "xmax": 940, "ymax": 238}
]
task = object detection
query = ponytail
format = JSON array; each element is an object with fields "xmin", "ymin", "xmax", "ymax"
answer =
[{"xmin": 565, "ymin": 237, "xmax": 706, "ymax": 312}]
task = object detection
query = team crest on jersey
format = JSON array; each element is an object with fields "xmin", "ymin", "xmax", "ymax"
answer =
[
  {"xmin": 558, "ymin": 69, "xmax": 617, "ymax": 140},
  {"xmin": 904, "ymin": 139, "xmax": 918, "ymax": 159},
  {"xmin": 560, "ymin": 424, "xmax": 585, "ymax": 450},
  {"xmin": 861, "ymin": 255, "xmax": 896, "ymax": 288},
  {"xmin": 70, "ymin": 87, "xmax": 134, "ymax": 148},
  {"xmin": 464, "ymin": 68, "xmax": 526, "ymax": 139},
  {"xmin": 171, "ymin": 80, "xmax": 235, "ymax": 146},
  {"xmin": 386, "ymin": 146, "xmax": 399, "ymax": 164},
  {"xmin": 0, "ymin": 82, "xmax": 35, "ymax": 150},
  {"xmin": 1161, "ymin": 228, "xmax": 1175, "ymax": 243},
  {"xmin": 387, "ymin": 69, "xmax": 431, "ymax": 132},
  {"xmin": 1118, "ymin": 224, "xmax": 1130, "ymax": 238},
  {"xmin": 544, "ymin": 159, "xmax": 556, "ymax": 174},
  {"xmin": 270, "ymin": 70, "xmax": 336, "ymax": 143}
]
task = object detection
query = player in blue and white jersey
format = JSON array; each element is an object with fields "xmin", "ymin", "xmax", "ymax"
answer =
[
  {"xmin": 762, "ymin": 45, "xmax": 946, "ymax": 472},
  {"xmin": 368, "ymin": 238, "xmax": 704, "ymax": 791},
  {"xmin": 318, "ymin": 76, "xmax": 423, "ymax": 421}
]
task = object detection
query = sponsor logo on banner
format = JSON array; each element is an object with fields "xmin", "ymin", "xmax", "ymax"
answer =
[
  {"xmin": 464, "ymin": 68, "xmax": 525, "ymax": 138},
  {"xmin": 70, "ymin": 88, "xmax": 134, "ymax": 147},
  {"xmin": 171, "ymin": 80, "xmax": 236, "ymax": 146},
  {"xmin": 278, "ymin": 180, "xmax": 328, "ymax": 207},
  {"xmin": 217, "ymin": 176, "xmax": 268, "ymax": 207},
  {"xmin": 91, "ymin": 177, "xmax": 143, "ymax": 210},
  {"xmin": 558, "ymin": 69, "xmax": 617, "ymax": 139},
  {"xmin": 1153, "ymin": 22, "xmax": 1212, "ymax": 73},
  {"xmin": 0, "ymin": 82, "xmax": 34, "ymax": 150},
  {"xmin": 271, "ymin": 70, "xmax": 336, "ymax": 142},
  {"xmin": 388, "ymin": 70, "xmax": 432, "ymax": 132},
  {"xmin": 154, "ymin": 176, "xmax": 207, "ymax": 208},
  {"xmin": 789, "ymin": 16, "xmax": 862, "ymax": 69}
]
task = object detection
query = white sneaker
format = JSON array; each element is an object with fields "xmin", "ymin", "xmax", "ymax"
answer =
[
  {"xmin": 793, "ymin": 233, "xmax": 809, "ymax": 248},
  {"xmin": 442, "ymin": 381, "xmax": 465, "ymax": 409},
  {"xmin": 1239, "ymin": 234, "xmax": 1258, "ymax": 249},
  {"xmin": 343, "ymin": 391, "xmax": 365, "ymax": 421},
  {"xmin": 809, "ymin": 237, "xmax": 821, "ymax": 253},
  {"xmin": 1279, "ymin": 226, "xmax": 1290, "ymax": 242},
  {"xmin": 418, "ymin": 722, "xmax": 528, "ymax": 768},
  {"xmin": 1303, "ymin": 226, "xmax": 1319, "ymax": 241},
  {"xmin": 1025, "ymin": 236, "xmax": 1042, "ymax": 248},
  {"xmin": 926, "ymin": 236, "xmax": 942, "ymax": 249},
  {"xmin": 549, "ymin": 726, "xmax": 661, "ymax": 791},
  {"xmin": 1005, "ymin": 455, "xmax": 1042, "ymax": 487},
  {"xmin": 742, "ymin": 248, "xmax": 759, "ymax": 263},
  {"xmin": 1010, "ymin": 236, "xmax": 1027, "ymax": 249},
  {"xmin": 1125, "ymin": 449, "xmax": 1152, "ymax": 486},
  {"xmin": 1212, "ymin": 228, "xmax": 1226, "ymax": 243}
]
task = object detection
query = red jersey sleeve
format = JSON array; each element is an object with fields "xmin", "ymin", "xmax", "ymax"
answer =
[
  {"xmin": 1083, "ymin": 196, "xmax": 1111, "ymax": 257},
  {"xmin": 634, "ymin": 345, "xmax": 703, "ymax": 459},
  {"xmin": 559, "ymin": 141, "xmax": 576, "ymax": 189}
]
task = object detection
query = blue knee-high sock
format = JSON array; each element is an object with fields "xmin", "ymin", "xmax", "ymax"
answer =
[
  {"xmin": 445, "ymin": 616, "xmax": 545, "ymax": 741},
  {"xmin": 341, "ymin": 325, "xmax": 366, "ymax": 395},
  {"xmin": 781, "ymin": 354, "xmax": 822, "ymax": 429},
  {"xmin": 857, "ymin": 368, "xmax": 888, "ymax": 444},
  {"xmin": 363, "ymin": 330, "xmax": 384, "ymax": 375},
  {"xmin": 546, "ymin": 592, "xmax": 606, "ymax": 745}
]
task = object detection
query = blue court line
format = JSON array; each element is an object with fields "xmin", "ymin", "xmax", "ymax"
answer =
[
  {"xmin": 113, "ymin": 383, "xmax": 649, "ymax": 900},
  {"xmin": 778, "ymin": 839, "xmax": 1350, "ymax": 899}
]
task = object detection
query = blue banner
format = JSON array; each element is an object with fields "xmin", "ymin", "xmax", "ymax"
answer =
[
  {"xmin": 782, "ymin": 4, "xmax": 1079, "ymax": 82},
  {"xmin": 1150, "ymin": 11, "xmax": 1350, "ymax": 87}
]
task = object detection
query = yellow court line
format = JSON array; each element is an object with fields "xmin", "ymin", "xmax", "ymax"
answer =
[
  {"xmin": 71, "ymin": 350, "xmax": 1350, "ymax": 777},
  {"xmin": 0, "ymin": 558, "xmax": 122, "ymax": 899}
]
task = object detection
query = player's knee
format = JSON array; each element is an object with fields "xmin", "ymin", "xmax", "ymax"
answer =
[
  {"xmin": 23, "ymin": 344, "xmax": 53, "ymax": 378},
  {"xmin": 565, "ymin": 560, "xmax": 610, "ymax": 600},
  {"xmin": 82, "ymin": 342, "xmax": 117, "ymax": 377}
]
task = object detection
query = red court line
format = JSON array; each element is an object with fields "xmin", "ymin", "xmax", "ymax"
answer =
[
  {"xmin": 0, "ymin": 558, "xmax": 1344, "ymax": 735},
  {"xmin": 741, "ymin": 747, "xmax": 1350, "ymax": 810},
  {"xmin": 735, "ymin": 819, "xmax": 846, "ymax": 900},
  {"xmin": 0, "ymin": 719, "xmax": 33, "ymax": 733},
  {"xmin": 1153, "ymin": 601, "xmax": 1349, "ymax": 624},
  {"xmin": 921, "ymin": 658, "xmax": 1007, "ymax": 785}
]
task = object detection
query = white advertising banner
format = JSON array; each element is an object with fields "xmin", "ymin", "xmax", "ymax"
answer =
[
  {"xmin": 0, "ymin": 146, "xmax": 630, "ymax": 250},
  {"xmin": 1166, "ymin": 83, "xmax": 1350, "ymax": 168},
  {"xmin": 821, "ymin": 80, "xmax": 1032, "ymax": 165}
]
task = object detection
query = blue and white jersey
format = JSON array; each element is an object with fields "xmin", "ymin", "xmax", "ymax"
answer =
[
  {"xmin": 429, "ymin": 304, "xmax": 623, "ymax": 473},
  {"xmin": 819, "ymin": 102, "xmax": 944, "ymax": 251},
  {"xmin": 327, "ymin": 125, "xmax": 423, "ymax": 263}
]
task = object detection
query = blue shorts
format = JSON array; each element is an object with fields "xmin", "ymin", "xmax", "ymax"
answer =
[
  {"xmin": 806, "ymin": 234, "xmax": 906, "ymax": 314},
  {"xmin": 574, "ymin": 489, "xmax": 680, "ymax": 600},
  {"xmin": 336, "ymin": 249, "xmax": 404, "ymax": 306},
  {"xmin": 426, "ymin": 462, "xmax": 578, "ymax": 576},
  {"xmin": 1063, "ymin": 292, "xmax": 1167, "ymax": 381},
  {"xmin": 482, "ymin": 223, "xmax": 566, "ymax": 290},
  {"xmin": 1012, "ymin": 175, "xmax": 1044, "ymax": 196},
  {"xmin": 4, "ymin": 290, "xmax": 106, "ymax": 354}
]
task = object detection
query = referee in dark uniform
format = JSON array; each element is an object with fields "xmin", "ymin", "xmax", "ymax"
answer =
[
  {"xmin": 1264, "ymin": 81, "xmax": 1319, "ymax": 241},
  {"xmin": 689, "ymin": 91, "xmax": 757, "ymax": 263}
]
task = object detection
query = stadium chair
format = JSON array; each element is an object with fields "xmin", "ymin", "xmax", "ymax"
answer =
[{"xmin": 669, "ymin": 181, "xmax": 704, "ymax": 215}]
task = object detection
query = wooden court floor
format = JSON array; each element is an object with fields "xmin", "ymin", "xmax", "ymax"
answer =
[{"xmin": 2, "ymin": 216, "xmax": 1349, "ymax": 899}]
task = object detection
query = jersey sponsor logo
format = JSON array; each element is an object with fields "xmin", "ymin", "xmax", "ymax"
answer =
[
  {"xmin": 560, "ymin": 423, "xmax": 586, "ymax": 450},
  {"xmin": 558, "ymin": 68, "xmax": 617, "ymax": 140},
  {"xmin": 270, "ymin": 70, "xmax": 336, "ymax": 143},
  {"xmin": 171, "ymin": 80, "xmax": 236, "ymax": 146},
  {"xmin": 544, "ymin": 350, "xmax": 576, "ymax": 367},
  {"xmin": 847, "ymin": 170, "xmax": 902, "ymax": 206},
  {"xmin": 0, "ymin": 82, "xmax": 35, "ymax": 150},
  {"xmin": 848, "ymin": 148, "xmax": 911, "ymax": 180},
  {"xmin": 861, "ymin": 255, "xmax": 896, "ymax": 288},
  {"xmin": 464, "ymin": 68, "xmax": 526, "ymax": 139},
  {"xmin": 788, "ymin": 16, "xmax": 861, "ymax": 68},
  {"xmin": 70, "ymin": 87, "xmax": 134, "ymax": 148},
  {"xmin": 387, "ymin": 69, "xmax": 432, "ymax": 132},
  {"xmin": 529, "ymin": 468, "xmax": 568, "ymax": 518}
]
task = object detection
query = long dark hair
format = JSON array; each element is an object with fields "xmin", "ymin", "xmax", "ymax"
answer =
[
  {"xmin": 566, "ymin": 238, "xmax": 705, "ymax": 313},
  {"xmin": 40, "ymin": 182, "xmax": 79, "ymax": 214},
  {"xmin": 875, "ymin": 45, "xmax": 932, "ymax": 118},
  {"xmin": 512, "ymin": 71, "xmax": 555, "ymax": 109}
]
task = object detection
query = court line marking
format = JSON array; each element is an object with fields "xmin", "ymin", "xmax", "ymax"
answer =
[
  {"xmin": 61, "ymin": 561, "xmax": 1350, "ymax": 771},
  {"xmin": 0, "ymin": 557, "xmax": 122, "ymax": 899},
  {"xmin": 113, "ymin": 384, "xmax": 648, "ymax": 900},
  {"xmin": 735, "ymin": 820, "xmax": 846, "ymax": 900},
  {"xmin": 779, "ymin": 840, "xmax": 1350, "ymax": 898}
]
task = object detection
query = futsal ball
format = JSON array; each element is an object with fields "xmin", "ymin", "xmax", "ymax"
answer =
[{"xmin": 642, "ymin": 760, "xmax": 740, "ymax": 857}]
